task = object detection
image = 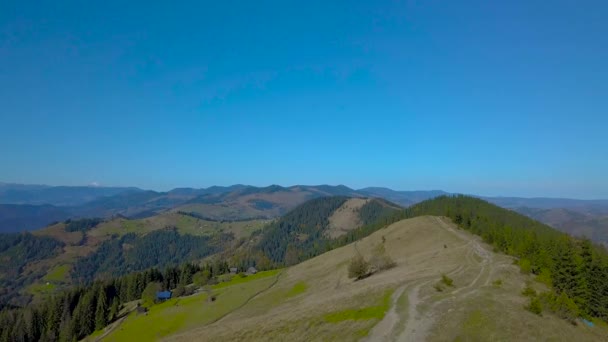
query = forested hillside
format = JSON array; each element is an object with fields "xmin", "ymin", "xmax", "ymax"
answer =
[
  {"xmin": 0, "ymin": 212, "xmax": 267, "ymax": 308},
  {"xmin": 258, "ymin": 197, "xmax": 403, "ymax": 265},
  {"xmin": 0, "ymin": 196, "xmax": 397, "ymax": 309},
  {"xmin": 71, "ymin": 229, "xmax": 231, "ymax": 284},
  {"xmin": 0, "ymin": 261, "xmax": 235, "ymax": 341},
  {"xmin": 0, "ymin": 233, "xmax": 65, "ymax": 307},
  {"xmin": 0, "ymin": 196, "xmax": 404, "ymax": 341}
]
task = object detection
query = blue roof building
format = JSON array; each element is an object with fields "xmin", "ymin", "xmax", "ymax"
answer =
[{"xmin": 156, "ymin": 291, "xmax": 172, "ymax": 301}]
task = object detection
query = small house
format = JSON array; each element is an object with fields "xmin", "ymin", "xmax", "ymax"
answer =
[
  {"xmin": 156, "ymin": 291, "xmax": 172, "ymax": 301},
  {"xmin": 229, "ymin": 267, "xmax": 238, "ymax": 274},
  {"xmin": 246, "ymin": 267, "xmax": 258, "ymax": 275}
]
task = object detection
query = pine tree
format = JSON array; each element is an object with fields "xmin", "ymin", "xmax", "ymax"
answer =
[
  {"xmin": 588, "ymin": 260, "xmax": 608, "ymax": 319},
  {"xmin": 577, "ymin": 239, "xmax": 593, "ymax": 312},
  {"xmin": 108, "ymin": 298, "xmax": 120, "ymax": 323},
  {"xmin": 552, "ymin": 238, "xmax": 581, "ymax": 297},
  {"xmin": 73, "ymin": 291, "xmax": 95, "ymax": 338},
  {"xmin": 95, "ymin": 287, "xmax": 108, "ymax": 330}
]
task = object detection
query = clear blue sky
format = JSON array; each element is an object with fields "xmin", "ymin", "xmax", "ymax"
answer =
[{"xmin": 1, "ymin": 1, "xmax": 607, "ymax": 198}]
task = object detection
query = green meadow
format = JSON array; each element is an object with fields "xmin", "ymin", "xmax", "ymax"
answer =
[{"xmin": 101, "ymin": 270, "xmax": 281, "ymax": 341}]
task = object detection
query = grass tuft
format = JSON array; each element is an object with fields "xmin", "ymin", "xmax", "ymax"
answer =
[
  {"xmin": 285, "ymin": 282, "xmax": 308, "ymax": 298},
  {"xmin": 441, "ymin": 274, "xmax": 454, "ymax": 287},
  {"xmin": 323, "ymin": 290, "xmax": 393, "ymax": 323}
]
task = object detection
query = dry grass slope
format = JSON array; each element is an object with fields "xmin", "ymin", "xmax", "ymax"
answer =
[{"xmin": 326, "ymin": 198, "xmax": 370, "ymax": 239}]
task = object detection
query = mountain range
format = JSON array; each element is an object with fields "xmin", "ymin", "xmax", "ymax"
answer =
[{"xmin": 1, "ymin": 182, "xmax": 607, "ymax": 245}]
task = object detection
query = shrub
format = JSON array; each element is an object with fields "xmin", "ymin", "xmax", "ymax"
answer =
[
  {"xmin": 492, "ymin": 279, "xmax": 503, "ymax": 287},
  {"xmin": 433, "ymin": 283, "xmax": 444, "ymax": 292},
  {"xmin": 173, "ymin": 285, "xmax": 186, "ymax": 297},
  {"xmin": 193, "ymin": 270, "xmax": 211, "ymax": 287},
  {"xmin": 535, "ymin": 268, "xmax": 552, "ymax": 287},
  {"xmin": 370, "ymin": 243, "xmax": 396, "ymax": 272},
  {"xmin": 522, "ymin": 283, "xmax": 536, "ymax": 297},
  {"xmin": 141, "ymin": 282, "xmax": 162, "ymax": 307},
  {"xmin": 441, "ymin": 274, "xmax": 454, "ymax": 287},
  {"xmin": 348, "ymin": 253, "xmax": 370, "ymax": 280},
  {"xmin": 541, "ymin": 291, "xmax": 580, "ymax": 324},
  {"xmin": 519, "ymin": 258, "xmax": 532, "ymax": 274},
  {"xmin": 526, "ymin": 296, "xmax": 542, "ymax": 315}
]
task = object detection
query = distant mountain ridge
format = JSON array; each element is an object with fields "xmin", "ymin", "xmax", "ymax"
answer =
[
  {"xmin": 0, "ymin": 183, "xmax": 142, "ymax": 206},
  {"xmin": 1, "ymin": 182, "xmax": 608, "ymax": 242}
]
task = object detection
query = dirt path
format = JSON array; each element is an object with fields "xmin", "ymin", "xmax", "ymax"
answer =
[
  {"xmin": 364, "ymin": 285, "xmax": 408, "ymax": 341},
  {"xmin": 213, "ymin": 271, "xmax": 284, "ymax": 325},
  {"xmin": 363, "ymin": 217, "xmax": 495, "ymax": 342},
  {"xmin": 396, "ymin": 218, "xmax": 494, "ymax": 341}
]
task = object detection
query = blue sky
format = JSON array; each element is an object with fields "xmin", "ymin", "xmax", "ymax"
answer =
[{"xmin": 1, "ymin": 1, "xmax": 607, "ymax": 198}]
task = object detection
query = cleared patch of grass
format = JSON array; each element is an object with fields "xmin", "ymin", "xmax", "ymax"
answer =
[
  {"xmin": 285, "ymin": 282, "xmax": 308, "ymax": 298},
  {"xmin": 104, "ymin": 272, "xmax": 281, "ymax": 341},
  {"xmin": 43, "ymin": 264, "xmax": 70, "ymax": 283},
  {"xmin": 456, "ymin": 309, "xmax": 496, "ymax": 340},
  {"xmin": 213, "ymin": 270, "xmax": 281, "ymax": 289},
  {"xmin": 323, "ymin": 290, "xmax": 393, "ymax": 323},
  {"xmin": 90, "ymin": 214, "xmax": 267, "ymax": 240},
  {"xmin": 26, "ymin": 282, "xmax": 57, "ymax": 296}
]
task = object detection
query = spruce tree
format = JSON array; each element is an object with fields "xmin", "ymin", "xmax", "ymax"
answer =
[
  {"xmin": 95, "ymin": 288, "xmax": 108, "ymax": 330},
  {"xmin": 552, "ymin": 238, "xmax": 580, "ymax": 297},
  {"xmin": 108, "ymin": 298, "xmax": 120, "ymax": 323}
]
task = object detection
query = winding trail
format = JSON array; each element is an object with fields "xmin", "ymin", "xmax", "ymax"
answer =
[
  {"xmin": 364, "ymin": 285, "xmax": 408, "ymax": 341},
  {"xmin": 213, "ymin": 271, "xmax": 284, "ymax": 324},
  {"xmin": 363, "ymin": 217, "xmax": 495, "ymax": 342}
]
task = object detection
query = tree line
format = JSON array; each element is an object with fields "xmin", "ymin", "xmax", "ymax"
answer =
[
  {"xmin": 176, "ymin": 211, "xmax": 269, "ymax": 222},
  {"xmin": 71, "ymin": 228, "xmax": 232, "ymax": 284},
  {"xmin": 0, "ymin": 259, "xmax": 236, "ymax": 342},
  {"xmin": 64, "ymin": 218, "xmax": 104, "ymax": 232}
]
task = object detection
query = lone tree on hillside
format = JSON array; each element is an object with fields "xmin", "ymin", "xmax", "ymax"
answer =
[
  {"xmin": 370, "ymin": 242, "xmax": 396, "ymax": 272},
  {"xmin": 348, "ymin": 252, "xmax": 370, "ymax": 280}
]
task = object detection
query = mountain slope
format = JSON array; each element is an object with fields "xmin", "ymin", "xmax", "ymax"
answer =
[
  {"xmin": 0, "ymin": 196, "xmax": 397, "ymax": 307},
  {"xmin": 101, "ymin": 216, "xmax": 607, "ymax": 341},
  {"xmin": 513, "ymin": 207, "xmax": 608, "ymax": 246},
  {"xmin": 257, "ymin": 196, "xmax": 402, "ymax": 265}
]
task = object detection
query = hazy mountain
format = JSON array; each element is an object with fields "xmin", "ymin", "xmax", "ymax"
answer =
[
  {"xmin": 358, "ymin": 187, "xmax": 449, "ymax": 206},
  {"xmin": 484, "ymin": 196, "xmax": 608, "ymax": 211},
  {"xmin": 0, "ymin": 204, "xmax": 70, "ymax": 233},
  {"xmin": 0, "ymin": 183, "xmax": 141, "ymax": 206},
  {"xmin": 513, "ymin": 207, "xmax": 608, "ymax": 245}
]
